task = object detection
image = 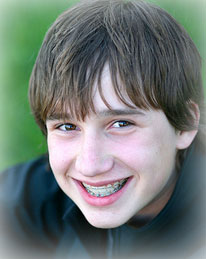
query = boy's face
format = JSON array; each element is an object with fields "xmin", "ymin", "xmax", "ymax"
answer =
[{"xmin": 46, "ymin": 66, "xmax": 186, "ymax": 228}]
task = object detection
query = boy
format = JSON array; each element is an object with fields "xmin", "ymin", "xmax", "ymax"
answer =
[{"xmin": 1, "ymin": 0, "xmax": 205, "ymax": 258}]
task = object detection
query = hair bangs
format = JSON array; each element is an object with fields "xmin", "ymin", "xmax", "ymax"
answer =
[{"xmin": 29, "ymin": 0, "xmax": 204, "ymax": 141}]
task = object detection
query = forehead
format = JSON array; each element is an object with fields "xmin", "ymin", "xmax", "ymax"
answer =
[
  {"xmin": 92, "ymin": 64, "xmax": 136, "ymax": 112},
  {"xmin": 47, "ymin": 66, "xmax": 148, "ymax": 122},
  {"xmin": 46, "ymin": 63, "xmax": 154, "ymax": 122}
]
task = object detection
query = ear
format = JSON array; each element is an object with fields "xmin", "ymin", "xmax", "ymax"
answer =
[{"xmin": 176, "ymin": 102, "xmax": 200, "ymax": 150}]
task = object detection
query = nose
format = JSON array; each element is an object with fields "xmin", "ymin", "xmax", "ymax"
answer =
[{"xmin": 75, "ymin": 133, "xmax": 114, "ymax": 177}]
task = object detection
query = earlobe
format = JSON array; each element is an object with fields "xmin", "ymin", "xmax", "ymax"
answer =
[
  {"xmin": 176, "ymin": 102, "xmax": 200, "ymax": 150},
  {"xmin": 176, "ymin": 129, "xmax": 198, "ymax": 150}
]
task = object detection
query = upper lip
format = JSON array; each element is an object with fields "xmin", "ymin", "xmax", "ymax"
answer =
[{"xmin": 72, "ymin": 177, "xmax": 130, "ymax": 187}]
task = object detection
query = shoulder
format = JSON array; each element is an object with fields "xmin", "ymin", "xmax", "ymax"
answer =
[
  {"xmin": 0, "ymin": 156, "xmax": 74, "ymax": 253},
  {"xmin": 0, "ymin": 155, "xmax": 59, "ymax": 204},
  {"xmin": 173, "ymin": 139, "xmax": 206, "ymax": 214},
  {"xmin": 161, "ymin": 140, "xmax": 206, "ymax": 252}
]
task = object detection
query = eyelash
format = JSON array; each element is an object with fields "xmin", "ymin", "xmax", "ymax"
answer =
[
  {"xmin": 112, "ymin": 120, "xmax": 134, "ymax": 128},
  {"xmin": 56, "ymin": 123, "xmax": 79, "ymax": 131},
  {"xmin": 55, "ymin": 120, "xmax": 134, "ymax": 132}
]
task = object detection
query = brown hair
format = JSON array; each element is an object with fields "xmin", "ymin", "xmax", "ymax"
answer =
[{"xmin": 29, "ymin": 0, "xmax": 205, "ymax": 146}]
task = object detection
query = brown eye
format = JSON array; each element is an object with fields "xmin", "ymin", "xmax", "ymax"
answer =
[
  {"xmin": 113, "ymin": 121, "xmax": 132, "ymax": 128},
  {"xmin": 58, "ymin": 123, "xmax": 78, "ymax": 131}
]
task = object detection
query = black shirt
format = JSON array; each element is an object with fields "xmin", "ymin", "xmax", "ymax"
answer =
[{"xmin": 0, "ymin": 141, "xmax": 205, "ymax": 258}]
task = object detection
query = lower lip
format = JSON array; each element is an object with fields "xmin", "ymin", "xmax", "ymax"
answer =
[{"xmin": 74, "ymin": 177, "xmax": 132, "ymax": 207}]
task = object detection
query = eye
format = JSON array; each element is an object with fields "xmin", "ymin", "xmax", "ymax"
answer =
[
  {"xmin": 57, "ymin": 123, "xmax": 79, "ymax": 131},
  {"xmin": 112, "ymin": 120, "xmax": 133, "ymax": 128}
]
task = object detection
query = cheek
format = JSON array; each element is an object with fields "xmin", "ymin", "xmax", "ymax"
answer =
[
  {"xmin": 111, "ymin": 136, "xmax": 157, "ymax": 168},
  {"xmin": 47, "ymin": 136, "xmax": 77, "ymax": 175},
  {"xmin": 113, "ymin": 132, "xmax": 176, "ymax": 176}
]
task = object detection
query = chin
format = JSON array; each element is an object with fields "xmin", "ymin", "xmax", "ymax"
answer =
[
  {"xmin": 87, "ymin": 218, "xmax": 125, "ymax": 229},
  {"xmin": 82, "ymin": 210, "xmax": 131, "ymax": 229}
]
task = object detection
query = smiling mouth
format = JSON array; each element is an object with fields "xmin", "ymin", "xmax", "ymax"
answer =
[{"xmin": 81, "ymin": 178, "xmax": 129, "ymax": 197}]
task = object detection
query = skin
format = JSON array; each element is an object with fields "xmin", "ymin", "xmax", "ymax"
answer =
[{"xmin": 46, "ymin": 66, "xmax": 198, "ymax": 229}]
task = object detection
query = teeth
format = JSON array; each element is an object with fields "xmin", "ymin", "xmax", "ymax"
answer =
[
  {"xmin": 82, "ymin": 178, "xmax": 128, "ymax": 197},
  {"xmin": 113, "ymin": 182, "xmax": 120, "ymax": 188}
]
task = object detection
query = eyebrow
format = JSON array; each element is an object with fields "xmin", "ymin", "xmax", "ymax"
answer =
[
  {"xmin": 46, "ymin": 109, "xmax": 146, "ymax": 121},
  {"xmin": 97, "ymin": 109, "xmax": 146, "ymax": 117}
]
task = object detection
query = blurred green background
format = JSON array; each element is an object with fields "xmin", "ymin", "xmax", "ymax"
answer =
[{"xmin": 0, "ymin": 0, "xmax": 205, "ymax": 171}]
